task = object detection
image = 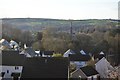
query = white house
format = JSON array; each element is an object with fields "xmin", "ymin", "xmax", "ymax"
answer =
[
  {"xmin": 1, "ymin": 66, "xmax": 23, "ymax": 78},
  {"xmin": 1, "ymin": 51, "xmax": 25, "ymax": 79},
  {"xmin": 35, "ymin": 50, "xmax": 41, "ymax": 57},
  {"xmin": 0, "ymin": 39, "xmax": 11, "ymax": 50},
  {"xmin": 99, "ymin": 51, "xmax": 104, "ymax": 55},
  {"xmin": 63, "ymin": 49, "xmax": 75, "ymax": 57},
  {"xmin": 9, "ymin": 40, "xmax": 19, "ymax": 50}
]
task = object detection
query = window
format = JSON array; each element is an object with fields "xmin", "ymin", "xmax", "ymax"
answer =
[
  {"xmin": 15, "ymin": 66, "xmax": 19, "ymax": 70},
  {"xmin": 1, "ymin": 72, "xmax": 5, "ymax": 77},
  {"xmin": 7, "ymin": 70, "xmax": 9, "ymax": 73}
]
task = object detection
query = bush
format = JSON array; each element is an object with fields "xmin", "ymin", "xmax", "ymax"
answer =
[{"xmin": 52, "ymin": 53, "xmax": 63, "ymax": 57}]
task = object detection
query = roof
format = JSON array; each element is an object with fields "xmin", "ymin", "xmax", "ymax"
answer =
[
  {"xmin": 80, "ymin": 50, "xmax": 86, "ymax": 55},
  {"xmin": 2, "ymin": 50, "xmax": 20, "ymax": 54},
  {"xmin": 63, "ymin": 49, "xmax": 75, "ymax": 57},
  {"xmin": 95, "ymin": 57, "xmax": 115, "ymax": 78},
  {"xmin": 42, "ymin": 51, "xmax": 54, "ymax": 55},
  {"xmin": 95, "ymin": 57, "xmax": 114, "ymax": 70},
  {"xmin": 9, "ymin": 40, "xmax": 19, "ymax": 48},
  {"xmin": 80, "ymin": 66, "xmax": 99, "ymax": 77},
  {"xmin": 1, "ymin": 51, "xmax": 25, "ymax": 66},
  {"xmin": 21, "ymin": 57, "xmax": 69, "ymax": 78},
  {"xmin": 100, "ymin": 51, "xmax": 104, "ymax": 55},
  {"xmin": 94, "ymin": 53, "xmax": 105, "ymax": 60},
  {"xmin": 0, "ymin": 39, "xmax": 11, "ymax": 49},
  {"xmin": 24, "ymin": 47, "xmax": 37, "ymax": 57},
  {"xmin": 69, "ymin": 54, "xmax": 91, "ymax": 61}
]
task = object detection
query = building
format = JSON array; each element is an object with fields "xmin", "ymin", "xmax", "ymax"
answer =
[
  {"xmin": 20, "ymin": 47, "xmax": 37, "ymax": 57},
  {"xmin": 0, "ymin": 39, "xmax": 11, "ymax": 50},
  {"xmin": 95, "ymin": 57, "xmax": 115, "ymax": 78},
  {"xmin": 93, "ymin": 51, "xmax": 105, "ymax": 60},
  {"xmin": 69, "ymin": 54, "xmax": 91, "ymax": 68},
  {"xmin": 63, "ymin": 49, "xmax": 75, "ymax": 57},
  {"xmin": 71, "ymin": 66, "xmax": 99, "ymax": 80},
  {"xmin": 9, "ymin": 40, "xmax": 19, "ymax": 50},
  {"xmin": 20, "ymin": 57, "xmax": 69, "ymax": 79},
  {"xmin": 42, "ymin": 51, "xmax": 54, "ymax": 57},
  {"xmin": 0, "ymin": 51, "xmax": 25, "ymax": 79}
]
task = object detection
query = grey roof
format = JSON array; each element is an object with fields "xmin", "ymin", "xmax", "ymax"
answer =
[
  {"xmin": 25, "ymin": 47, "xmax": 37, "ymax": 57},
  {"xmin": 0, "ymin": 39, "xmax": 11, "ymax": 48}
]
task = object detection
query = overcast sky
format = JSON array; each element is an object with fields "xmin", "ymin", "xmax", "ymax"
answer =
[{"xmin": 0, "ymin": 0, "xmax": 119, "ymax": 19}]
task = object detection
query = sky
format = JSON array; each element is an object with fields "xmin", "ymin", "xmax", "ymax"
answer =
[{"xmin": 0, "ymin": 0, "xmax": 119, "ymax": 19}]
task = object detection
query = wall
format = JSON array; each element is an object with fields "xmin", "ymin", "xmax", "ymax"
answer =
[{"xmin": 1, "ymin": 66, "xmax": 22, "ymax": 78}]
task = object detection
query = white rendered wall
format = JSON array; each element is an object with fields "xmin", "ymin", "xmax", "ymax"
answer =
[{"xmin": 0, "ymin": 66, "xmax": 23, "ymax": 78}]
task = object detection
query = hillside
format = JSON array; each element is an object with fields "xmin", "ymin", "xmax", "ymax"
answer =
[{"xmin": 2, "ymin": 18, "xmax": 119, "ymax": 33}]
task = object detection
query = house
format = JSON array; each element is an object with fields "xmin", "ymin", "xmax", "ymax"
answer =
[
  {"xmin": 94, "ymin": 51, "xmax": 105, "ymax": 60},
  {"xmin": 95, "ymin": 57, "xmax": 115, "ymax": 78},
  {"xmin": 71, "ymin": 66, "xmax": 100, "ymax": 80},
  {"xmin": 0, "ymin": 39, "xmax": 11, "ymax": 50},
  {"xmin": 35, "ymin": 50, "xmax": 41, "ymax": 56},
  {"xmin": 0, "ymin": 51, "xmax": 25, "ymax": 79},
  {"xmin": 2, "ymin": 50, "xmax": 20, "ymax": 54},
  {"xmin": 80, "ymin": 50, "xmax": 86, "ymax": 55},
  {"xmin": 69, "ymin": 54, "xmax": 91, "ymax": 68},
  {"xmin": 9, "ymin": 40, "xmax": 19, "ymax": 50},
  {"xmin": 42, "ymin": 51, "xmax": 54, "ymax": 57},
  {"xmin": 63, "ymin": 49, "xmax": 75, "ymax": 57},
  {"xmin": 20, "ymin": 47, "xmax": 37, "ymax": 57},
  {"xmin": 79, "ymin": 50, "xmax": 89, "ymax": 68},
  {"xmin": 20, "ymin": 57, "xmax": 69, "ymax": 79}
]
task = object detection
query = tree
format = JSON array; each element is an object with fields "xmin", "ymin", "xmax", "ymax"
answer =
[
  {"xmin": 93, "ymin": 40, "xmax": 109, "ymax": 54},
  {"xmin": 37, "ymin": 32, "xmax": 43, "ymax": 41},
  {"xmin": 75, "ymin": 33, "xmax": 94, "ymax": 53},
  {"xmin": 91, "ymin": 31, "xmax": 104, "ymax": 43}
]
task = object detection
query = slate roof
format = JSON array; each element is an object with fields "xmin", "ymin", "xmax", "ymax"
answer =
[
  {"xmin": 0, "ymin": 39, "xmax": 11, "ymax": 49},
  {"xmin": 94, "ymin": 53, "xmax": 105, "ymax": 60},
  {"xmin": 42, "ymin": 51, "xmax": 54, "ymax": 55},
  {"xmin": 1, "ymin": 50, "xmax": 25, "ymax": 66},
  {"xmin": 24, "ymin": 47, "xmax": 37, "ymax": 57},
  {"xmin": 80, "ymin": 66, "xmax": 99, "ymax": 77},
  {"xmin": 21, "ymin": 57, "xmax": 69, "ymax": 78},
  {"xmin": 69, "ymin": 54, "xmax": 91, "ymax": 61},
  {"xmin": 2, "ymin": 50, "xmax": 20, "ymax": 54}
]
